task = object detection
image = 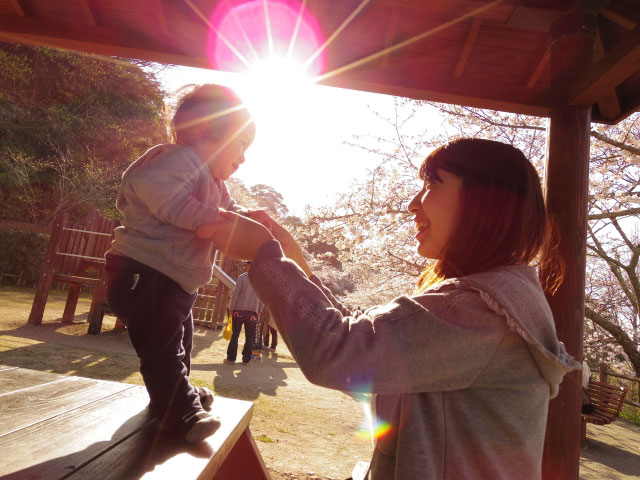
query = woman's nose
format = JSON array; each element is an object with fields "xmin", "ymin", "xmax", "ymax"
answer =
[{"xmin": 407, "ymin": 192, "xmax": 421, "ymax": 213}]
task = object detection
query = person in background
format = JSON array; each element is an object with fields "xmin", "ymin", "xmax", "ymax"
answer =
[
  {"xmin": 105, "ymin": 83, "xmax": 259, "ymax": 443},
  {"xmin": 262, "ymin": 307, "xmax": 278, "ymax": 352},
  {"xmin": 224, "ymin": 261, "xmax": 262, "ymax": 366},
  {"xmin": 199, "ymin": 138, "xmax": 581, "ymax": 479}
]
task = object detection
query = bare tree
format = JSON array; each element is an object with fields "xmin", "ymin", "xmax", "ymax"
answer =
[{"xmin": 305, "ymin": 100, "xmax": 640, "ymax": 375}]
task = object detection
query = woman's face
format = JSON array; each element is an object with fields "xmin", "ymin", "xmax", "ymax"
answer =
[{"xmin": 408, "ymin": 168, "xmax": 463, "ymax": 259}]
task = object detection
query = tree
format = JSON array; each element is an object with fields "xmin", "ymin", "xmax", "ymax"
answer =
[
  {"xmin": 0, "ymin": 43, "xmax": 168, "ymax": 224},
  {"xmin": 0, "ymin": 43, "xmax": 168, "ymax": 284},
  {"xmin": 226, "ymin": 178, "xmax": 292, "ymax": 221}
]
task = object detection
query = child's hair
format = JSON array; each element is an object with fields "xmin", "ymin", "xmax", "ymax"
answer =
[
  {"xmin": 417, "ymin": 138, "xmax": 563, "ymax": 293},
  {"xmin": 171, "ymin": 84, "xmax": 255, "ymax": 146}
]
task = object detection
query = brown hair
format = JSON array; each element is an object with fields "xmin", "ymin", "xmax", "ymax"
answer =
[
  {"xmin": 417, "ymin": 138, "xmax": 563, "ymax": 293},
  {"xmin": 171, "ymin": 84, "xmax": 255, "ymax": 146}
]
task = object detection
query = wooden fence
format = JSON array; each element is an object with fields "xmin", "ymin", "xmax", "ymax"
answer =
[
  {"xmin": 1, "ymin": 217, "xmax": 240, "ymax": 331},
  {"xmin": 598, "ymin": 363, "xmax": 640, "ymax": 409}
]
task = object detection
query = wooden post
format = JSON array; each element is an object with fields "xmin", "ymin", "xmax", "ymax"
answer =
[
  {"xmin": 541, "ymin": 6, "xmax": 596, "ymax": 479},
  {"xmin": 599, "ymin": 363, "xmax": 608, "ymax": 383},
  {"xmin": 28, "ymin": 212, "xmax": 68, "ymax": 325}
]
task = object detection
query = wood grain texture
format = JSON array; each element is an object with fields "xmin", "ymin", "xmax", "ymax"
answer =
[
  {"xmin": 0, "ymin": 385, "xmax": 151, "ymax": 479},
  {"xmin": 0, "ymin": 373, "xmax": 133, "ymax": 437}
]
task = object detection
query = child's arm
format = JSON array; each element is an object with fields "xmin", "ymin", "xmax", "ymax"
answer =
[{"xmin": 126, "ymin": 151, "xmax": 220, "ymax": 231}]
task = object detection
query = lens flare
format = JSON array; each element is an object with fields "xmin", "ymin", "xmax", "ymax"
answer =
[
  {"xmin": 207, "ymin": 0, "xmax": 325, "ymax": 77},
  {"xmin": 353, "ymin": 387, "xmax": 393, "ymax": 442}
]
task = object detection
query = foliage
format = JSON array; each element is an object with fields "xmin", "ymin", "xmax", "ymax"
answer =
[
  {"xmin": 227, "ymin": 178, "xmax": 291, "ymax": 220},
  {"xmin": 0, "ymin": 231, "xmax": 47, "ymax": 286},
  {"xmin": 0, "ymin": 43, "xmax": 168, "ymax": 225}
]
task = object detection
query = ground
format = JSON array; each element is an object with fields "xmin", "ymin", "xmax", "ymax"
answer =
[{"xmin": 0, "ymin": 285, "xmax": 638, "ymax": 480}]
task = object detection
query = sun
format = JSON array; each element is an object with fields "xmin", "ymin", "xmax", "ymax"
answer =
[{"xmin": 234, "ymin": 55, "xmax": 313, "ymax": 127}]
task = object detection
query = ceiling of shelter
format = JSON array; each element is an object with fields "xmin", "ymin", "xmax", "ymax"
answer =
[{"xmin": 0, "ymin": 0, "xmax": 638, "ymax": 123}]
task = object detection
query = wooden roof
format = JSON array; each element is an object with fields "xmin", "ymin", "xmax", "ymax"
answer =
[{"xmin": 0, "ymin": 0, "xmax": 639, "ymax": 123}]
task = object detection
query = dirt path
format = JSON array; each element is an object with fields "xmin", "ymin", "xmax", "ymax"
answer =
[{"xmin": 0, "ymin": 286, "xmax": 638, "ymax": 479}]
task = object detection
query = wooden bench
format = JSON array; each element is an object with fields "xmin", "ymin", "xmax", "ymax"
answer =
[
  {"xmin": 28, "ymin": 210, "xmax": 118, "ymax": 334},
  {"xmin": 581, "ymin": 379, "xmax": 628, "ymax": 446},
  {"xmin": 0, "ymin": 365, "xmax": 270, "ymax": 479}
]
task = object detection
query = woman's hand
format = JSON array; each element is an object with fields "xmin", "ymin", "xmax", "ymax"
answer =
[
  {"xmin": 197, "ymin": 210, "xmax": 273, "ymax": 261},
  {"xmin": 247, "ymin": 210, "xmax": 313, "ymax": 277}
]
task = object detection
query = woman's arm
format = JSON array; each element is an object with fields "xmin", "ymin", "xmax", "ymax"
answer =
[{"xmin": 249, "ymin": 240, "xmax": 507, "ymax": 395}]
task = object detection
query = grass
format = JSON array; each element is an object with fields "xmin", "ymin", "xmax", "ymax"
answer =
[
  {"xmin": 621, "ymin": 407, "xmax": 640, "ymax": 425},
  {"xmin": 256, "ymin": 434, "xmax": 274, "ymax": 443}
]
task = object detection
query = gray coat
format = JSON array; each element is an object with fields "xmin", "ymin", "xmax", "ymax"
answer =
[
  {"xmin": 110, "ymin": 144, "xmax": 243, "ymax": 294},
  {"xmin": 250, "ymin": 240, "xmax": 580, "ymax": 480}
]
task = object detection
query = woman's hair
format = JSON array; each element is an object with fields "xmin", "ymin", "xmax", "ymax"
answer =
[
  {"xmin": 417, "ymin": 138, "xmax": 563, "ymax": 293},
  {"xmin": 171, "ymin": 84, "xmax": 255, "ymax": 146}
]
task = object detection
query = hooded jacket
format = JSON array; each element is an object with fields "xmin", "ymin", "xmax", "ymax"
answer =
[
  {"xmin": 110, "ymin": 144, "xmax": 243, "ymax": 294},
  {"xmin": 249, "ymin": 240, "xmax": 580, "ymax": 480}
]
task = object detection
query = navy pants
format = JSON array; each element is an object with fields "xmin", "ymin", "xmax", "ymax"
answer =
[
  {"xmin": 105, "ymin": 253, "xmax": 201, "ymax": 430},
  {"xmin": 226, "ymin": 310, "xmax": 257, "ymax": 363}
]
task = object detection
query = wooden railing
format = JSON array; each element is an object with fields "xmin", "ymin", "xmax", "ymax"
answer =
[{"xmin": 598, "ymin": 363, "xmax": 640, "ymax": 408}]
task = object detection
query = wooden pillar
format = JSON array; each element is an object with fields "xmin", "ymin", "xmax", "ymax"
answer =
[
  {"xmin": 28, "ymin": 212, "xmax": 68, "ymax": 325},
  {"xmin": 541, "ymin": 5, "xmax": 596, "ymax": 479}
]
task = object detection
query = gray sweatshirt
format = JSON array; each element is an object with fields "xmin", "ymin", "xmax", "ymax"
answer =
[
  {"xmin": 110, "ymin": 144, "xmax": 244, "ymax": 294},
  {"xmin": 229, "ymin": 272, "xmax": 261, "ymax": 313},
  {"xmin": 249, "ymin": 240, "xmax": 580, "ymax": 480}
]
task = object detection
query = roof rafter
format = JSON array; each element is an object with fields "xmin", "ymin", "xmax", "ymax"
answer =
[
  {"xmin": 570, "ymin": 26, "xmax": 640, "ymax": 108},
  {"xmin": 594, "ymin": 26, "xmax": 622, "ymax": 121},
  {"xmin": 601, "ymin": 3, "xmax": 639, "ymax": 30},
  {"xmin": 379, "ymin": 6, "xmax": 399, "ymax": 67},
  {"xmin": 9, "ymin": 0, "xmax": 24, "ymax": 16},
  {"xmin": 79, "ymin": 0, "xmax": 97, "ymax": 26},
  {"xmin": 454, "ymin": 16, "xmax": 481, "ymax": 78},
  {"xmin": 526, "ymin": 50, "xmax": 549, "ymax": 88}
]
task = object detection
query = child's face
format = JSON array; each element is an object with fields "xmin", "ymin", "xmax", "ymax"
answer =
[
  {"xmin": 206, "ymin": 132, "xmax": 250, "ymax": 180},
  {"xmin": 408, "ymin": 168, "xmax": 463, "ymax": 260}
]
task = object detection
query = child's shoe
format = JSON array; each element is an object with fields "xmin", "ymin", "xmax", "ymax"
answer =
[
  {"xmin": 196, "ymin": 386, "xmax": 214, "ymax": 410},
  {"xmin": 223, "ymin": 358, "xmax": 235, "ymax": 365},
  {"xmin": 181, "ymin": 409, "xmax": 221, "ymax": 443}
]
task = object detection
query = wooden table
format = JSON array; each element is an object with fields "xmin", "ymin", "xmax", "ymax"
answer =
[{"xmin": 0, "ymin": 365, "xmax": 270, "ymax": 479}]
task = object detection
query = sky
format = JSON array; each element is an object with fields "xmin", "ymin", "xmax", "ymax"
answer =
[
  {"xmin": 159, "ymin": 65, "xmax": 441, "ymax": 216},
  {"xmin": 153, "ymin": 0, "xmax": 446, "ymax": 216}
]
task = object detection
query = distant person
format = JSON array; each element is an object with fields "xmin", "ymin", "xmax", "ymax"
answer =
[
  {"xmin": 200, "ymin": 138, "xmax": 581, "ymax": 479},
  {"xmin": 262, "ymin": 307, "xmax": 278, "ymax": 351},
  {"xmin": 104, "ymin": 84, "xmax": 260, "ymax": 443},
  {"xmin": 224, "ymin": 262, "xmax": 261, "ymax": 365}
]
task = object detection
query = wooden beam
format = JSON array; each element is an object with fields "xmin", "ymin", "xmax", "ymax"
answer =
[
  {"xmin": 570, "ymin": 26, "xmax": 640, "ymax": 107},
  {"xmin": 454, "ymin": 16, "xmax": 482, "ymax": 78},
  {"xmin": 0, "ymin": 14, "xmax": 211, "ymax": 69},
  {"xmin": 594, "ymin": 27, "xmax": 622, "ymax": 121},
  {"xmin": 526, "ymin": 50, "xmax": 549, "ymax": 88},
  {"xmin": 9, "ymin": 0, "xmax": 25, "ymax": 16},
  {"xmin": 79, "ymin": 0, "xmax": 97, "ymax": 26},
  {"xmin": 322, "ymin": 72, "xmax": 561, "ymax": 118},
  {"xmin": 379, "ymin": 6, "xmax": 399, "ymax": 67},
  {"xmin": 601, "ymin": 4, "xmax": 638, "ymax": 30}
]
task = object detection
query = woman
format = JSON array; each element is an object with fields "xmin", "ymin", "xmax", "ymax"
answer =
[{"xmin": 198, "ymin": 138, "xmax": 580, "ymax": 479}]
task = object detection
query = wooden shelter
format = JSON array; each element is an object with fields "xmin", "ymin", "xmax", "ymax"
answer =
[{"xmin": 1, "ymin": 0, "xmax": 639, "ymax": 478}]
